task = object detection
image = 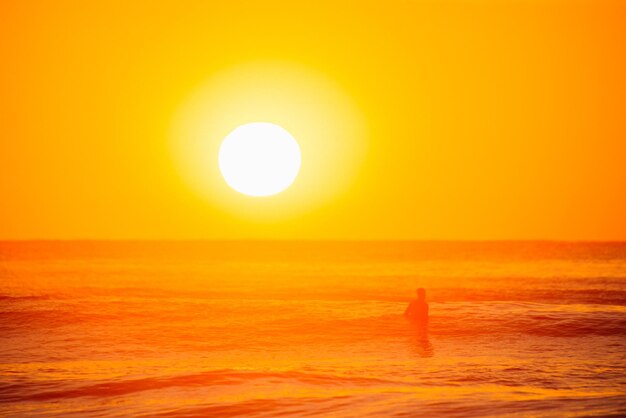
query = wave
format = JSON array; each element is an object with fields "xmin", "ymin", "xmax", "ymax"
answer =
[
  {"xmin": 0, "ymin": 369, "xmax": 399, "ymax": 403},
  {"xmin": 373, "ymin": 307, "xmax": 626, "ymax": 338},
  {"xmin": 0, "ymin": 294, "xmax": 51, "ymax": 301},
  {"xmin": 1, "ymin": 298, "xmax": 625, "ymax": 340},
  {"xmin": 3, "ymin": 369, "xmax": 626, "ymax": 418},
  {"xmin": 3, "ymin": 282, "xmax": 626, "ymax": 306}
]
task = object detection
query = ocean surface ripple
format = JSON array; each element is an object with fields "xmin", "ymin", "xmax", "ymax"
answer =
[{"xmin": 1, "ymin": 241, "xmax": 625, "ymax": 417}]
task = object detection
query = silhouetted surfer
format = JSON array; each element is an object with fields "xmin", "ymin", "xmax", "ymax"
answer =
[{"xmin": 404, "ymin": 288, "xmax": 429, "ymax": 326}]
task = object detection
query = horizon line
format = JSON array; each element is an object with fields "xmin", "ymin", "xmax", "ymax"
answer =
[{"xmin": 1, "ymin": 238, "xmax": 626, "ymax": 243}]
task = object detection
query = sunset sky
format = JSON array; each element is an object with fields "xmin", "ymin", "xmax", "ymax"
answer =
[{"xmin": 1, "ymin": 0, "xmax": 625, "ymax": 240}]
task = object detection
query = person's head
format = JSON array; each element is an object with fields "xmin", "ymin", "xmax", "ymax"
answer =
[{"xmin": 416, "ymin": 288, "xmax": 426, "ymax": 300}]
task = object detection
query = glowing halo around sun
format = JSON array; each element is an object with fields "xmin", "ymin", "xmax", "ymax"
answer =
[
  {"xmin": 171, "ymin": 61, "xmax": 367, "ymax": 219},
  {"xmin": 218, "ymin": 123, "xmax": 301, "ymax": 197}
]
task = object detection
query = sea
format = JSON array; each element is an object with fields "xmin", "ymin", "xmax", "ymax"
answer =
[{"xmin": 1, "ymin": 241, "xmax": 625, "ymax": 417}]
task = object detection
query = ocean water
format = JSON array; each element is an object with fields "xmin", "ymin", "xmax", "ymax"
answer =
[{"xmin": 1, "ymin": 241, "xmax": 625, "ymax": 417}]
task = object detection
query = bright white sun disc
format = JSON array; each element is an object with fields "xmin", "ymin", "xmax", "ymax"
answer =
[{"xmin": 218, "ymin": 123, "xmax": 301, "ymax": 196}]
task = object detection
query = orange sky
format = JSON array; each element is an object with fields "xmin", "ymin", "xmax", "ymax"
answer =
[{"xmin": 1, "ymin": 0, "xmax": 625, "ymax": 240}]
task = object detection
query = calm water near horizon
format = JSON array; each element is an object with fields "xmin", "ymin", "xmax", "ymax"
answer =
[{"xmin": 1, "ymin": 241, "xmax": 626, "ymax": 417}]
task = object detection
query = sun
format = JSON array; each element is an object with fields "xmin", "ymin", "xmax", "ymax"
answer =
[
  {"xmin": 172, "ymin": 61, "xmax": 366, "ymax": 216},
  {"xmin": 218, "ymin": 122, "xmax": 301, "ymax": 197}
]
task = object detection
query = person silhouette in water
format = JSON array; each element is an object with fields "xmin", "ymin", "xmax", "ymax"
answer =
[{"xmin": 404, "ymin": 288, "xmax": 429, "ymax": 326}]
